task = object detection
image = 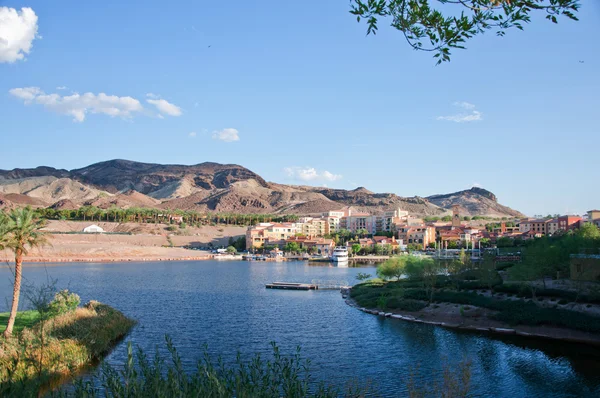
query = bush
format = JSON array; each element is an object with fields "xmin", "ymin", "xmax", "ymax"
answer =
[
  {"xmin": 166, "ymin": 226, "xmax": 177, "ymax": 232},
  {"xmin": 385, "ymin": 298, "xmax": 427, "ymax": 311},
  {"xmin": 496, "ymin": 262, "xmax": 516, "ymax": 271},
  {"xmin": 558, "ymin": 299, "xmax": 568, "ymax": 305},
  {"xmin": 495, "ymin": 284, "xmax": 600, "ymax": 304},
  {"xmin": 48, "ymin": 289, "xmax": 80, "ymax": 316}
]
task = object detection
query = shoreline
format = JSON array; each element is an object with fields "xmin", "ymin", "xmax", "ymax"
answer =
[
  {"xmin": 15, "ymin": 255, "xmax": 215, "ymax": 264},
  {"xmin": 344, "ymin": 296, "xmax": 600, "ymax": 347}
]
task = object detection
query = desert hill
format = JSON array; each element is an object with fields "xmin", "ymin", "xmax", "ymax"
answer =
[
  {"xmin": 0, "ymin": 160, "xmax": 524, "ymax": 217},
  {"xmin": 426, "ymin": 187, "xmax": 523, "ymax": 218}
]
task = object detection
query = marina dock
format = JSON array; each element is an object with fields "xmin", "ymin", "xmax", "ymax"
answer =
[{"xmin": 265, "ymin": 282, "xmax": 318, "ymax": 290}]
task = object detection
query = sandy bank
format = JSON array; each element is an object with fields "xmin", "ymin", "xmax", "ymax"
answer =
[{"xmin": 0, "ymin": 221, "xmax": 246, "ymax": 263}]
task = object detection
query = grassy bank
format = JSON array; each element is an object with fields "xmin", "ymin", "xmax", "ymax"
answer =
[
  {"xmin": 351, "ymin": 281, "xmax": 600, "ymax": 334},
  {"xmin": 0, "ymin": 311, "xmax": 40, "ymax": 335},
  {"xmin": 0, "ymin": 301, "xmax": 135, "ymax": 396}
]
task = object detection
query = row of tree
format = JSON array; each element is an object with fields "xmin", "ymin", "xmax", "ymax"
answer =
[{"xmin": 35, "ymin": 207, "xmax": 299, "ymax": 227}]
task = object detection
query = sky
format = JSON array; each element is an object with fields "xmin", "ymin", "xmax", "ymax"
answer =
[{"xmin": 1, "ymin": 0, "xmax": 599, "ymax": 217}]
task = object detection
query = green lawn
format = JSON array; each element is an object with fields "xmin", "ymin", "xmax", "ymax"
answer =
[{"xmin": 0, "ymin": 310, "xmax": 40, "ymax": 334}]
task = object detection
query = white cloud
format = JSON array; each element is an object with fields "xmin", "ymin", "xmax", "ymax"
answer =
[
  {"xmin": 188, "ymin": 132, "xmax": 197, "ymax": 138},
  {"xmin": 212, "ymin": 128, "xmax": 239, "ymax": 142},
  {"xmin": 284, "ymin": 167, "xmax": 342, "ymax": 182},
  {"xmin": 437, "ymin": 101, "xmax": 482, "ymax": 123},
  {"xmin": 0, "ymin": 7, "xmax": 39, "ymax": 63},
  {"xmin": 472, "ymin": 182, "xmax": 482, "ymax": 188},
  {"xmin": 56, "ymin": 86, "xmax": 68, "ymax": 90},
  {"xmin": 146, "ymin": 98, "xmax": 182, "ymax": 117},
  {"xmin": 146, "ymin": 93, "xmax": 160, "ymax": 99},
  {"xmin": 9, "ymin": 87, "xmax": 143, "ymax": 122},
  {"xmin": 454, "ymin": 101, "xmax": 475, "ymax": 110}
]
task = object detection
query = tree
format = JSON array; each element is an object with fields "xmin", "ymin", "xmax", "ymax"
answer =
[
  {"xmin": 377, "ymin": 257, "xmax": 407, "ymax": 281},
  {"xmin": 578, "ymin": 223, "xmax": 600, "ymax": 240},
  {"xmin": 447, "ymin": 249, "xmax": 471, "ymax": 289},
  {"xmin": 2, "ymin": 207, "xmax": 49, "ymax": 338},
  {"xmin": 350, "ymin": 0, "xmax": 580, "ymax": 64},
  {"xmin": 441, "ymin": 215, "xmax": 452, "ymax": 222},
  {"xmin": 421, "ymin": 258, "xmax": 442, "ymax": 303},
  {"xmin": 356, "ymin": 272, "xmax": 372, "ymax": 281},
  {"xmin": 356, "ymin": 228, "xmax": 369, "ymax": 238},
  {"xmin": 496, "ymin": 237, "xmax": 514, "ymax": 248},
  {"xmin": 404, "ymin": 256, "xmax": 441, "ymax": 303},
  {"xmin": 446, "ymin": 240, "xmax": 458, "ymax": 249},
  {"xmin": 407, "ymin": 243, "xmax": 422, "ymax": 252},
  {"xmin": 479, "ymin": 238, "xmax": 491, "ymax": 248},
  {"xmin": 226, "ymin": 246, "xmax": 237, "ymax": 254},
  {"xmin": 477, "ymin": 254, "xmax": 499, "ymax": 292},
  {"xmin": 351, "ymin": 244, "xmax": 362, "ymax": 256},
  {"xmin": 284, "ymin": 241, "xmax": 300, "ymax": 254}
]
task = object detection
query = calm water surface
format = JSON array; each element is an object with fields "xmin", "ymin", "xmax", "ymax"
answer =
[{"xmin": 2, "ymin": 260, "xmax": 600, "ymax": 397}]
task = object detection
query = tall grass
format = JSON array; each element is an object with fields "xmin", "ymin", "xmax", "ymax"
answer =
[
  {"xmin": 0, "ymin": 301, "xmax": 135, "ymax": 396},
  {"xmin": 53, "ymin": 336, "xmax": 372, "ymax": 398}
]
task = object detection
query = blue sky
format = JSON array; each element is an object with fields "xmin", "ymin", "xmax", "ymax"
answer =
[{"xmin": 1, "ymin": 0, "xmax": 599, "ymax": 216}]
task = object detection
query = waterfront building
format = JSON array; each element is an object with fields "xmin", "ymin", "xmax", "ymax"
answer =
[{"xmin": 397, "ymin": 225, "xmax": 436, "ymax": 249}]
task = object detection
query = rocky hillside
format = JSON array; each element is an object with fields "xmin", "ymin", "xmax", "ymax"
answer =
[
  {"xmin": 71, "ymin": 159, "xmax": 268, "ymax": 195},
  {"xmin": 426, "ymin": 188, "xmax": 524, "ymax": 218},
  {"xmin": 0, "ymin": 160, "xmax": 523, "ymax": 217}
]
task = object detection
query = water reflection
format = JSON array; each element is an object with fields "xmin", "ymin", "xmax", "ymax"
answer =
[{"xmin": 1, "ymin": 261, "xmax": 599, "ymax": 397}]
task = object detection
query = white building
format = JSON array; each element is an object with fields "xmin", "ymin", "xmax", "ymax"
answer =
[{"xmin": 83, "ymin": 224, "xmax": 104, "ymax": 233}]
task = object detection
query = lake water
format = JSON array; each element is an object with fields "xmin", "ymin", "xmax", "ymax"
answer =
[{"xmin": 2, "ymin": 260, "xmax": 600, "ymax": 397}]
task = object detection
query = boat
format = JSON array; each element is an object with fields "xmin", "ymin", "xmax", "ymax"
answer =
[{"xmin": 331, "ymin": 246, "xmax": 349, "ymax": 262}]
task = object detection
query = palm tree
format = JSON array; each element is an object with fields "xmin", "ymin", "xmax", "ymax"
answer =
[{"xmin": 2, "ymin": 207, "xmax": 49, "ymax": 338}]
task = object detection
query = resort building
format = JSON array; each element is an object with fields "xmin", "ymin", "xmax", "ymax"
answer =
[
  {"xmin": 245, "ymin": 222, "xmax": 301, "ymax": 249},
  {"xmin": 519, "ymin": 219, "xmax": 534, "ymax": 233},
  {"xmin": 558, "ymin": 215, "xmax": 582, "ymax": 231},
  {"xmin": 299, "ymin": 217, "xmax": 330, "ymax": 236},
  {"xmin": 397, "ymin": 226, "xmax": 436, "ymax": 249},
  {"xmin": 587, "ymin": 210, "xmax": 600, "ymax": 228},
  {"xmin": 340, "ymin": 207, "xmax": 407, "ymax": 235}
]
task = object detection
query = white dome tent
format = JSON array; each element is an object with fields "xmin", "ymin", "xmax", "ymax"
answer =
[{"xmin": 83, "ymin": 224, "xmax": 104, "ymax": 233}]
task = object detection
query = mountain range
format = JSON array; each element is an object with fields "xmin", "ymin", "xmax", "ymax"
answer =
[{"xmin": 0, "ymin": 159, "xmax": 524, "ymax": 218}]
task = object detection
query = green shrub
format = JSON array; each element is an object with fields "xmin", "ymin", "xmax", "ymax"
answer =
[
  {"xmin": 48, "ymin": 289, "xmax": 80, "ymax": 316},
  {"xmin": 496, "ymin": 262, "xmax": 516, "ymax": 271},
  {"xmin": 495, "ymin": 284, "xmax": 600, "ymax": 304},
  {"xmin": 385, "ymin": 298, "xmax": 427, "ymax": 311},
  {"xmin": 166, "ymin": 225, "xmax": 177, "ymax": 232},
  {"xmin": 558, "ymin": 299, "xmax": 568, "ymax": 305}
]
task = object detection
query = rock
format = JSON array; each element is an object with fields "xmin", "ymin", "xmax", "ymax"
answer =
[{"xmin": 492, "ymin": 328, "xmax": 516, "ymax": 334}]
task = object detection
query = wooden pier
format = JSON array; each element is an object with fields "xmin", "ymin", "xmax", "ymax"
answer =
[{"xmin": 265, "ymin": 282, "xmax": 318, "ymax": 290}]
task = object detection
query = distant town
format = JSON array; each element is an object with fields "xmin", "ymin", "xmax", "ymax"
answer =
[{"xmin": 246, "ymin": 206, "xmax": 600, "ymax": 256}]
